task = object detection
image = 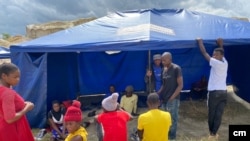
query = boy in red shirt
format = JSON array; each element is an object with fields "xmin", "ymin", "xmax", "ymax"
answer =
[{"xmin": 95, "ymin": 93, "xmax": 132, "ymax": 141}]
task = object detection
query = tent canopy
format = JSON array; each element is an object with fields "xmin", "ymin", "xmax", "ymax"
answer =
[
  {"xmin": 11, "ymin": 9, "xmax": 250, "ymax": 52},
  {"xmin": 0, "ymin": 46, "xmax": 10, "ymax": 59},
  {"xmin": 10, "ymin": 8, "xmax": 250, "ymax": 128}
]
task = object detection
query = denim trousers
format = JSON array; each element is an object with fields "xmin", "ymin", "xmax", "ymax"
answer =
[{"xmin": 161, "ymin": 98, "xmax": 180, "ymax": 140}]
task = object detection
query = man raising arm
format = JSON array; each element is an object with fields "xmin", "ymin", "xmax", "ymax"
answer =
[{"xmin": 196, "ymin": 38, "xmax": 228, "ymax": 140}]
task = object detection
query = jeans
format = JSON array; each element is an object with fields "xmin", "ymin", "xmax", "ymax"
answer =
[{"xmin": 161, "ymin": 98, "xmax": 180, "ymax": 140}]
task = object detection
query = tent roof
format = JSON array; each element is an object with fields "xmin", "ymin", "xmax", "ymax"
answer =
[
  {"xmin": 0, "ymin": 46, "xmax": 10, "ymax": 59},
  {"xmin": 10, "ymin": 8, "xmax": 250, "ymax": 52}
]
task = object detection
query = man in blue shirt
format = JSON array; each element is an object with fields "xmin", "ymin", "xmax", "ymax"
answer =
[{"xmin": 145, "ymin": 54, "xmax": 163, "ymax": 94}]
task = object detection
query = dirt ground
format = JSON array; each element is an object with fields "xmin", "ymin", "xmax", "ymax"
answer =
[{"xmin": 33, "ymin": 86, "xmax": 250, "ymax": 141}]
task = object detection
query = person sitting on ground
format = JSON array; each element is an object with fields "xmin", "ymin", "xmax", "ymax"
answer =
[
  {"xmin": 105, "ymin": 84, "xmax": 116, "ymax": 98},
  {"xmin": 64, "ymin": 100, "xmax": 88, "ymax": 141},
  {"xmin": 35, "ymin": 100, "xmax": 72, "ymax": 140},
  {"xmin": 120, "ymin": 85, "xmax": 138, "ymax": 116},
  {"xmin": 105, "ymin": 84, "xmax": 122, "ymax": 102},
  {"xmin": 95, "ymin": 93, "xmax": 132, "ymax": 141},
  {"xmin": 137, "ymin": 93, "xmax": 172, "ymax": 141},
  {"xmin": 189, "ymin": 75, "xmax": 208, "ymax": 100},
  {"xmin": 48, "ymin": 100, "xmax": 68, "ymax": 141}
]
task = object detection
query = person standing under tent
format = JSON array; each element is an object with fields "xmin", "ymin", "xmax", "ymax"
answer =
[
  {"xmin": 157, "ymin": 52, "xmax": 183, "ymax": 141},
  {"xmin": 197, "ymin": 38, "xmax": 228, "ymax": 140},
  {"xmin": 144, "ymin": 54, "xmax": 163, "ymax": 94}
]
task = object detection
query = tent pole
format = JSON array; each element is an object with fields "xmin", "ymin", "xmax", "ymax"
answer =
[{"xmin": 148, "ymin": 50, "xmax": 151, "ymax": 94}]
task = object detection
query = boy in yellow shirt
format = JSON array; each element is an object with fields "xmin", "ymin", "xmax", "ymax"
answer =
[{"xmin": 137, "ymin": 93, "xmax": 172, "ymax": 141}]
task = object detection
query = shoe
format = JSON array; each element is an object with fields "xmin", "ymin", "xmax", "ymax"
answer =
[
  {"xmin": 130, "ymin": 128, "xmax": 139, "ymax": 141},
  {"xmin": 208, "ymin": 135, "xmax": 215, "ymax": 141},
  {"xmin": 130, "ymin": 133, "xmax": 139, "ymax": 141},
  {"xmin": 34, "ymin": 129, "xmax": 47, "ymax": 140},
  {"xmin": 215, "ymin": 134, "xmax": 219, "ymax": 140},
  {"xmin": 34, "ymin": 137, "xmax": 42, "ymax": 141},
  {"xmin": 87, "ymin": 110, "xmax": 96, "ymax": 117},
  {"xmin": 83, "ymin": 121, "xmax": 91, "ymax": 128},
  {"xmin": 132, "ymin": 113, "xmax": 139, "ymax": 116},
  {"xmin": 208, "ymin": 134, "xmax": 219, "ymax": 141}
]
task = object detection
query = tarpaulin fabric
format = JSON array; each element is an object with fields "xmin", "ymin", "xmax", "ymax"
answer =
[
  {"xmin": 10, "ymin": 9, "xmax": 250, "ymax": 52},
  {"xmin": 0, "ymin": 46, "xmax": 10, "ymax": 59},
  {"xmin": 9, "ymin": 8, "xmax": 250, "ymax": 127}
]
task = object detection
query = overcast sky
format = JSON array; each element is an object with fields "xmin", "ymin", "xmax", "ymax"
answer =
[{"xmin": 1, "ymin": 0, "xmax": 250, "ymax": 35}]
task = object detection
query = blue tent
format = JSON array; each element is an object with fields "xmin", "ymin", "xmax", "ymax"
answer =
[
  {"xmin": 0, "ymin": 46, "xmax": 10, "ymax": 59},
  {"xmin": 10, "ymin": 9, "xmax": 250, "ymax": 127}
]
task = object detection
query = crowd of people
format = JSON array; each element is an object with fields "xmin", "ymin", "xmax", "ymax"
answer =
[{"xmin": 0, "ymin": 38, "xmax": 228, "ymax": 141}]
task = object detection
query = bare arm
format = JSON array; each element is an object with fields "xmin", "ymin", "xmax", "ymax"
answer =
[
  {"xmin": 6, "ymin": 101, "xmax": 34, "ymax": 123},
  {"xmin": 70, "ymin": 135, "xmax": 83, "ymax": 141},
  {"xmin": 157, "ymin": 85, "xmax": 163, "ymax": 95},
  {"xmin": 137, "ymin": 129, "xmax": 144, "ymax": 140},
  {"xmin": 196, "ymin": 38, "xmax": 211, "ymax": 62},
  {"xmin": 48, "ymin": 118, "xmax": 64, "ymax": 137},
  {"xmin": 118, "ymin": 105, "xmax": 134, "ymax": 120},
  {"xmin": 62, "ymin": 121, "xmax": 66, "ymax": 136},
  {"xmin": 169, "ymin": 76, "xmax": 183, "ymax": 101},
  {"xmin": 144, "ymin": 70, "xmax": 152, "ymax": 83},
  {"xmin": 216, "ymin": 38, "xmax": 224, "ymax": 49},
  {"xmin": 120, "ymin": 96, "xmax": 124, "ymax": 108}
]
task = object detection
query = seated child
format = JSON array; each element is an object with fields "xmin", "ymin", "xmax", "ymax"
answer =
[
  {"xmin": 105, "ymin": 84, "xmax": 121, "ymax": 102},
  {"xmin": 120, "ymin": 85, "xmax": 138, "ymax": 116},
  {"xmin": 105, "ymin": 84, "xmax": 116, "ymax": 98},
  {"xmin": 48, "ymin": 100, "xmax": 68, "ymax": 141},
  {"xmin": 95, "ymin": 93, "xmax": 132, "ymax": 141},
  {"xmin": 189, "ymin": 75, "xmax": 208, "ymax": 100},
  {"xmin": 64, "ymin": 100, "xmax": 88, "ymax": 141}
]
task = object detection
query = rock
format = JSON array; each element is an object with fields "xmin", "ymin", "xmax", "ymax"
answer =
[{"xmin": 26, "ymin": 17, "xmax": 96, "ymax": 39}]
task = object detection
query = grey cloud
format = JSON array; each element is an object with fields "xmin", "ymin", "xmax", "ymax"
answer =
[{"xmin": 0, "ymin": 0, "xmax": 249, "ymax": 35}]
